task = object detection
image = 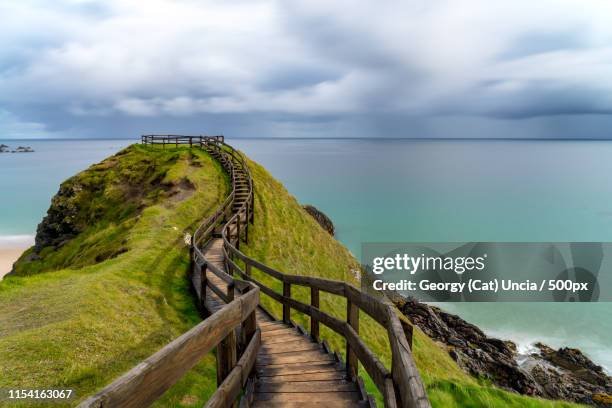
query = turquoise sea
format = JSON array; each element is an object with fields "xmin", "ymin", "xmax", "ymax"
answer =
[{"xmin": 1, "ymin": 138, "xmax": 610, "ymax": 371}]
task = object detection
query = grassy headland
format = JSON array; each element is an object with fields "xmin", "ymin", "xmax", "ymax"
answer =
[
  {"xmin": 0, "ymin": 145, "xmax": 227, "ymax": 406},
  {"xmin": 0, "ymin": 144, "xmax": 582, "ymax": 407}
]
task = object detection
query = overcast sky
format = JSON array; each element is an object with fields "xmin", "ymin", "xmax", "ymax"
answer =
[{"xmin": 2, "ymin": 0, "xmax": 612, "ymax": 139}]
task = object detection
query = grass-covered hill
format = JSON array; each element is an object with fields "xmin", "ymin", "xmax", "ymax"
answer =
[{"xmin": 0, "ymin": 144, "xmax": 582, "ymax": 407}]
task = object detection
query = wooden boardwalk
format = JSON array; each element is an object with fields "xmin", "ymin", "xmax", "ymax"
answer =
[{"xmin": 200, "ymin": 151, "xmax": 373, "ymax": 407}]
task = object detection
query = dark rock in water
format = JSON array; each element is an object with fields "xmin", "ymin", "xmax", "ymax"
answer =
[
  {"xmin": 530, "ymin": 343, "xmax": 612, "ymax": 405},
  {"xmin": 396, "ymin": 296, "xmax": 612, "ymax": 406},
  {"xmin": 15, "ymin": 146, "xmax": 34, "ymax": 152},
  {"xmin": 303, "ymin": 204, "xmax": 335, "ymax": 235}
]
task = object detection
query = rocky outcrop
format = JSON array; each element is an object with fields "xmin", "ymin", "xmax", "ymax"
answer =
[
  {"xmin": 303, "ymin": 204, "xmax": 335, "ymax": 235},
  {"xmin": 396, "ymin": 297, "xmax": 612, "ymax": 406},
  {"xmin": 529, "ymin": 343, "xmax": 611, "ymax": 405},
  {"xmin": 34, "ymin": 181, "xmax": 82, "ymax": 252}
]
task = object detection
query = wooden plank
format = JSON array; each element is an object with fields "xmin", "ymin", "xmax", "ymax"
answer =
[
  {"xmin": 257, "ymin": 354, "xmax": 334, "ymax": 367},
  {"xmin": 259, "ymin": 333, "xmax": 308, "ymax": 345},
  {"xmin": 251, "ymin": 402, "xmax": 369, "ymax": 408},
  {"xmin": 260, "ymin": 337, "xmax": 313, "ymax": 349},
  {"xmin": 310, "ymin": 287, "xmax": 319, "ymax": 342},
  {"xmin": 257, "ymin": 351, "xmax": 335, "ymax": 366},
  {"xmin": 253, "ymin": 392, "xmax": 360, "ymax": 402},
  {"xmin": 346, "ymin": 299, "xmax": 359, "ymax": 379},
  {"xmin": 261, "ymin": 327, "xmax": 297, "ymax": 338},
  {"xmin": 255, "ymin": 380, "xmax": 357, "ymax": 393},
  {"xmin": 256, "ymin": 361, "xmax": 340, "ymax": 377},
  {"xmin": 256, "ymin": 371, "xmax": 347, "ymax": 383},
  {"xmin": 260, "ymin": 342, "xmax": 320, "ymax": 354},
  {"xmin": 260, "ymin": 324, "xmax": 294, "ymax": 333},
  {"xmin": 259, "ymin": 321, "xmax": 286, "ymax": 329}
]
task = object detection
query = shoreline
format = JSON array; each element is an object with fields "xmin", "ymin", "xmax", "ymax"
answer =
[{"xmin": 0, "ymin": 247, "xmax": 27, "ymax": 279}]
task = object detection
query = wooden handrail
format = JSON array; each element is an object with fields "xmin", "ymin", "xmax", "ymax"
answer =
[
  {"xmin": 77, "ymin": 286, "xmax": 259, "ymax": 408},
  {"xmin": 210, "ymin": 143, "xmax": 429, "ymax": 408}
]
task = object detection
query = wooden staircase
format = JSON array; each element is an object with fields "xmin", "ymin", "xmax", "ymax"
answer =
[{"xmin": 200, "ymin": 150, "xmax": 374, "ymax": 407}]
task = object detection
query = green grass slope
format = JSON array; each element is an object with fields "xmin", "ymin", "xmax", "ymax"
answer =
[
  {"xmin": 239, "ymin": 158, "xmax": 582, "ymax": 408},
  {"xmin": 0, "ymin": 145, "xmax": 228, "ymax": 407}
]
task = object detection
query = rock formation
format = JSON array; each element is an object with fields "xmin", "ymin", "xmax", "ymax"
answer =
[{"xmin": 303, "ymin": 204, "xmax": 335, "ymax": 235}]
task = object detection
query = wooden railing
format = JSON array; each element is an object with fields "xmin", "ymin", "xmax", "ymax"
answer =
[
  {"xmin": 210, "ymin": 140, "xmax": 430, "ymax": 408},
  {"xmin": 141, "ymin": 134, "xmax": 224, "ymax": 148},
  {"xmin": 78, "ymin": 137, "xmax": 257, "ymax": 408},
  {"xmin": 77, "ymin": 283, "xmax": 260, "ymax": 408},
  {"xmin": 80, "ymin": 135, "xmax": 430, "ymax": 408}
]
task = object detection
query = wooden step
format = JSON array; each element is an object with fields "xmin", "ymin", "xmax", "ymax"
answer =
[
  {"xmin": 260, "ymin": 341, "xmax": 321, "ymax": 354},
  {"xmin": 258, "ymin": 321, "xmax": 286, "ymax": 328},
  {"xmin": 260, "ymin": 333, "xmax": 310, "ymax": 345},
  {"xmin": 257, "ymin": 351, "xmax": 335, "ymax": 366},
  {"xmin": 253, "ymin": 391, "xmax": 361, "ymax": 403},
  {"xmin": 255, "ymin": 380, "xmax": 358, "ymax": 393},
  {"xmin": 256, "ymin": 371, "xmax": 348, "ymax": 383},
  {"xmin": 256, "ymin": 361, "xmax": 341, "ymax": 377},
  {"xmin": 261, "ymin": 327, "xmax": 298, "ymax": 337},
  {"xmin": 251, "ymin": 402, "xmax": 369, "ymax": 408}
]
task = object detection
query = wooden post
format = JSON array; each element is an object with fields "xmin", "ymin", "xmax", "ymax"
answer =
[
  {"xmin": 235, "ymin": 217, "xmax": 240, "ymax": 250},
  {"xmin": 216, "ymin": 331, "xmax": 237, "ymax": 403},
  {"xmin": 245, "ymin": 262, "xmax": 252, "ymax": 277},
  {"xmin": 400, "ymin": 319, "xmax": 414, "ymax": 350},
  {"xmin": 227, "ymin": 281, "xmax": 235, "ymax": 302},
  {"xmin": 346, "ymin": 300, "xmax": 359, "ymax": 379},
  {"xmin": 189, "ymin": 136, "xmax": 192, "ymax": 148},
  {"xmin": 217, "ymin": 279, "xmax": 237, "ymax": 407},
  {"xmin": 250, "ymin": 189, "xmax": 255, "ymax": 224},
  {"xmin": 310, "ymin": 287, "xmax": 320, "ymax": 342},
  {"xmin": 242, "ymin": 286, "xmax": 256, "ymax": 347},
  {"xmin": 283, "ymin": 282, "xmax": 291, "ymax": 324},
  {"xmin": 244, "ymin": 205, "xmax": 249, "ymax": 244},
  {"xmin": 200, "ymin": 262, "xmax": 208, "ymax": 317}
]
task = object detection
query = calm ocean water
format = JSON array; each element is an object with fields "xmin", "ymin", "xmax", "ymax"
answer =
[{"xmin": 1, "ymin": 138, "xmax": 610, "ymax": 370}]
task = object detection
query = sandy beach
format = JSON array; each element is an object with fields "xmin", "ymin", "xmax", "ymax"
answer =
[{"xmin": 0, "ymin": 248, "xmax": 25, "ymax": 279}]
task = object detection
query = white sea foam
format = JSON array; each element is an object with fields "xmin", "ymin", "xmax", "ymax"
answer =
[{"xmin": 0, "ymin": 234, "xmax": 35, "ymax": 248}]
